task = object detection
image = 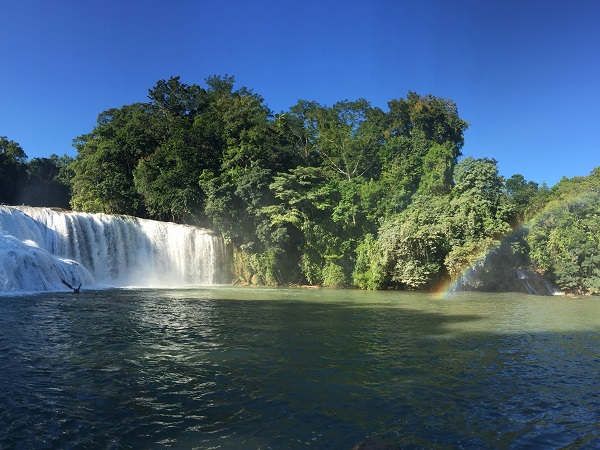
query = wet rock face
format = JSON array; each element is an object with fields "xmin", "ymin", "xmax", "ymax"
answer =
[
  {"xmin": 511, "ymin": 268, "xmax": 562, "ymax": 295},
  {"xmin": 456, "ymin": 266, "xmax": 561, "ymax": 296}
]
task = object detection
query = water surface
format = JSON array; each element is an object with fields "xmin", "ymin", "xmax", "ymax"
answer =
[{"xmin": 1, "ymin": 288, "xmax": 599, "ymax": 449}]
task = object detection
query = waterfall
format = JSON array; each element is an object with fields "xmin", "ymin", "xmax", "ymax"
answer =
[
  {"xmin": 0, "ymin": 206, "xmax": 227, "ymax": 293},
  {"xmin": 514, "ymin": 268, "xmax": 562, "ymax": 296},
  {"xmin": 515, "ymin": 269, "xmax": 537, "ymax": 295},
  {"xmin": 452, "ymin": 264, "xmax": 562, "ymax": 296}
]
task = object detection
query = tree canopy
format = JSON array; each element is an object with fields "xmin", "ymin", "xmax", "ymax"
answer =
[
  {"xmin": 0, "ymin": 136, "xmax": 72, "ymax": 207},
  {"xmin": 3, "ymin": 75, "xmax": 599, "ymax": 294}
]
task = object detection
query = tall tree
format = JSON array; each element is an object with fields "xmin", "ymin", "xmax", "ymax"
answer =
[
  {"xmin": 376, "ymin": 92, "xmax": 469, "ymax": 215},
  {"xmin": 526, "ymin": 168, "xmax": 600, "ymax": 294},
  {"xmin": 0, "ymin": 136, "xmax": 27, "ymax": 204},
  {"xmin": 288, "ymin": 99, "xmax": 384, "ymax": 181},
  {"xmin": 70, "ymin": 103, "xmax": 158, "ymax": 215},
  {"xmin": 133, "ymin": 77, "xmax": 209, "ymax": 222},
  {"xmin": 371, "ymin": 194, "xmax": 452, "ymax": 289},
  {"xmin": 444, "ymin": 157, "xmax": 513, "ymax": 278},
  {"xmin": 504, "ymin": 173, "xmax": 540, "ymax": 224},
  {"xmin": 18, "ymin": 155, "xmax": 74, "ymax": 208},
  {"xmin": 385, "ymin": 91, "xmax": 468, "ymax": 156}
]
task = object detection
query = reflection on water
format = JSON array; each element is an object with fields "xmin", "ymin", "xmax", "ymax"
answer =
[{"xmin": 1, "ymin": 288, "xmax": 599, "ymax": 449}]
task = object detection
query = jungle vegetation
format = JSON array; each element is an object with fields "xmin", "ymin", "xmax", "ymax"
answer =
[{"xmin": 2, "ymin": 76, "xmax": 599, "ymax": 294}]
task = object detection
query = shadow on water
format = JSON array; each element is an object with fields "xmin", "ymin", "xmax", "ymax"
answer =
[{"xmin": 1, "ymin": 289, "xmax": 599, "ymax": 449}]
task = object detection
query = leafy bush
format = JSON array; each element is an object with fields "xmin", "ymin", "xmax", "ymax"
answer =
[{"xmin": 321, "ymin": 262, "xmax": 347, "ymax": 288}]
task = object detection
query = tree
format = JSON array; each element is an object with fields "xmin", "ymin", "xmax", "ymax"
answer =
[
  {"xmin": 362, "ymin": 195, "xmax": 452, "ymax": 289},
  {"xmin": 444, "ymin": 157, "xmax": 513, "ymax": 279},
  {"xmin": 385, "ymin": 91, "xmax": 468, "ymax": 157},
  {"xmin": 18, "ymin": 155, "xmax": 74, "ymax": 208},
  {"xmin": 526, "ymin": 168, "xmax": 600, "ymax": 294},
  {"xmin": 282, "ymin": 101, "xmax": 322, "ymax": 165},
  {"xmin": 417, "ymin": 142, "xmax": 456, "ymax": 195},
  {"xmin": 504, "ymin": 174, "xmax": 539, "ymax": 224},
  {"xmin": 133, "ymin": 77, "xmax": 210, "ymax": 222},
  {"xmin": 70, "ymin": 103, "xmax": 158, "ymax": 215},
  {"xmin": 147, "ymin": 76, "xmax": 205, "ymax": 135},
  {"xmin": 67, "ymin": 76, "xmax": 495, "ymax": 290},
  {"xmin": 134, "ymin": 135, "xmax": 204, "ymax": 222},
  {"xmin": 375, "ymin": 92, "xmax": 468, "ymax": 216},
  {"xmin": 263, "ymin": 166, "xmax": 345, "ymax": 285},
  {"xmin": 313, "ymin": 99, "xmax": 383, "ymax": 181},
  {"xmin": 0, "ymin": 136, "xmax": 27, "ymax": 204}
]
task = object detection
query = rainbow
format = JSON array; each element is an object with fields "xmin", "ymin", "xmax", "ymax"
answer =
[
  {"xmin": 433, "ymin": 208, "xmax": 565, "ymax": 299},
  {"xmin": 433, "ymin": 239, "xmax": 504, "ymax": 299}
]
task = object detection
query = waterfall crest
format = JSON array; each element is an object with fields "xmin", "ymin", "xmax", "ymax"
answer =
[{"xmin": 0, "ymin": 206, "xmax": 227, "ymax": 293}]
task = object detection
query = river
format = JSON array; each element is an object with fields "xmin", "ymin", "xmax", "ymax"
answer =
[{"xmin": 1, "ymin": 287, "xmax": 598, "ymax": 449}]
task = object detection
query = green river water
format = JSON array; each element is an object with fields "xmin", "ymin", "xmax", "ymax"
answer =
[{"xmin": 1, "ymin": 287, "xmax": 599, "ymax": 449}]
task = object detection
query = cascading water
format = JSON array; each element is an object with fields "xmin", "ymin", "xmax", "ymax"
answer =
[{"xmin": 0, "ymin": 206, "xmax": 227, "ymax": 293}]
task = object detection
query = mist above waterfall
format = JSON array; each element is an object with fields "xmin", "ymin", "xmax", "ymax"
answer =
[{"xmin": 0, "ymin": 206, "xmax": 227, "ymax": 293}]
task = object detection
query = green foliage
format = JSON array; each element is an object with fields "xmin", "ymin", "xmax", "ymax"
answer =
[
  {"xmin": 375, "ymin": 195, "xmax": 451, "ymax": 289},
  {"xmin": 450, "ymin": 157, "xmax": 513, "ymax": 240},
  {"xmin": 352, "ymin": 233, "xmax": 387, "ymax": 290},
  {"xmin": 384, "ymin": 91, "xmax": 468, "ymax": 157},
  {"xmin": 65, "ymin": 76, "xmax": 600, "ymax": 294},
  {"xmin": 321, "ymin": 261, "xmax": 347, "ymax": 288},
  {"xmin": 375, "ymin": 94, "xmax": 467, "ymax": 215},
  {"xmin": 453, "ymin": 157, "xmax": 503, "ymax": 200},
  {"xmin": 526, "ymin": 173, "xmax": 600, "ymax": 294},
  {"xmin": 70, "ymin": 103, "xmax": 157, "ymax": 214},
  {"xmin": 442, "ymin": 158, "xmax": 514, "ymax": 278},
  {"xmin": 306, "ymin": 98, "xmax": 383, "ymax": 181},
  {"xmin": 417, "ymin": 142, "xmax": 456, "ymax": 195},
  {"xmin": 65, "ymin": 82, "xmax": 484, "ymax": 288},
  {"xmin": 356, "ymin": 158, "xmax": 518, "ymax": 290},
  {"xmin": 19, "ymin": 155, "xmax": 74, "ymax": 208},
  {"xmin": 0, "ymin": 137, "xmax": 74, "ymax": 208},
  {"xmin": 134, "ymin": 138, "xmax": 201, "ymax": 221},
  {"xmin": 233, "ymin": 246, "xmax": 280, "ymax": 286},
  {"xmin": 0, "ymin": 136, "xmax": 28, "ymax": 204},
  {"xmin": 444, "ymin": 237, "xmax": 500, "ymax": 280}
]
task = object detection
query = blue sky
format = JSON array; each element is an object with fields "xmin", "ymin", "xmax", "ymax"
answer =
[{"xmin": 2, "ymin": 0, "xmax": 599, "ymax": 187}]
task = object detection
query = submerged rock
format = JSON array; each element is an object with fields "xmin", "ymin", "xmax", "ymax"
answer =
[{"xmin": 352, "ymin": 439, "xmax": 401, "ymax": 450}]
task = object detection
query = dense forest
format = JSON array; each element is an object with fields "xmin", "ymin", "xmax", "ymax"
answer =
[{"xmin": 2, "ymin": 76, "xmax": 600, "ymax": 294}]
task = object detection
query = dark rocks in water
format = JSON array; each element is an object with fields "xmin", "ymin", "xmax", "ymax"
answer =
[
  {"xmin": 352, "ymin": 439, "xmax": 401, "ymax": 450},
  {"xmin": 61, "ymin": 278, "xmax": 82, "ymax": 293}
]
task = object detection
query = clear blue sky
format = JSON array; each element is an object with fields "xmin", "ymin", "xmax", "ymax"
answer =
[{"xmin": 3, "ymin": 0, "xmax": 599, "ymax": 187}]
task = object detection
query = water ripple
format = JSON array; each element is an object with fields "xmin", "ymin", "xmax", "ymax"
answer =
[{"xmin": 1, "ymin": 290, "xmax": 600, "ymax": 448}]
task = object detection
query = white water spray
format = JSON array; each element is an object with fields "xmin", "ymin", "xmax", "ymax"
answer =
[{"xmin": 0, "ymin": 206, "xmax": 227, "ymax": 293}]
